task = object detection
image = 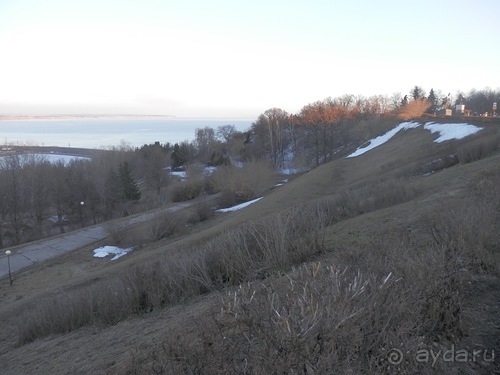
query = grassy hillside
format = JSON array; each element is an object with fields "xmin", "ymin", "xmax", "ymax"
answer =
[{"xmin": 0, "ymin": 119, "xmax": 498, "ymax": 374}]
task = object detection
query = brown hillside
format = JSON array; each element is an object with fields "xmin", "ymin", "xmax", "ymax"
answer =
[{"xmin": 0, "ymin": 119, "xmax": 498, "ymax": 374}]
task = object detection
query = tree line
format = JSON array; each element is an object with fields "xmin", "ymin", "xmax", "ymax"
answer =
[
  {"xmin": 0, "ymin": 86, "xmax": 497, "ymax": 247},
  {"xmin": 0, "ymin": 151, "xmax": 143, "ymax": 247}
]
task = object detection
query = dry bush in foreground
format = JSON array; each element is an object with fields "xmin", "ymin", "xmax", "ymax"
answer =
[
  {"xmin": 211, "ymin": 265, "xmax": 413, "ymax": 374},
  {"xmin": 124, "ymin": 260, "xmax": 436, "ymax": 374}
]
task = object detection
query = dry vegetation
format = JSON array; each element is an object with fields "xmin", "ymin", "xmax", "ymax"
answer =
[
  {"xmin": 207, "ymin": 161, "xmax": 277, "ymax": 208},
  {"xmin": 1, "ymin": 120, "xmax": 499, "ymax": 374},
  {"xmin": 397, "ymin": 98, "xmax": 432, "ymax": 120},
  {"xmin": 123, "ymin": 166, "xmax": 499, "ymax": 374}
]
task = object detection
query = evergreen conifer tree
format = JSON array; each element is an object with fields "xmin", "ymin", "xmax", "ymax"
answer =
[
  {"xmin": 428, "ymin": 88, "xmax": 437, "ymax": 113},
  {"xmin": 118, "ymin": 162, "xmax": 141, "ymax": 202}
]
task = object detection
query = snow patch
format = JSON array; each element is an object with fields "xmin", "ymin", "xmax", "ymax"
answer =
[
  {"xmin": 170, "ymin": 170, "xmax": 187, "ymax": 179},
  {"xmin": 347, "ymin": 122, "xmax": 420, "ymax": 158},
  {"xmin": 423, "ymin": 122, "xmax": 482, "ymax": 143},
  {"xmin": 347, "ymin": 122, "xmax": 483, "ymax": 158},
  {"xmin": 42, "ymin": 154, "xmax": 90, "ymax": 164},
  {"xmin": 48, "ymin": 215, "xmax": 67, "ymax": 223},
  {"xmin": 169, "ymin": 166, "xmax": 216, "ymax": 179},
  {"xmin": 215, "ymin": 197, "xmax": 263, "ymax": 213},
  {"xmin": 203, "ymin": 166, "xmax": 217, "ymax": 174},
  {"xmin": 93, "ymin": 246, "xmax": 133, "ymax": 261},
  {"xmin": 274, "ymin": 178, "xmax": 289, "ymax": 188},
  {"xmin": 279, "ymin": 167, "xmax": 303, "ymax": 175}
]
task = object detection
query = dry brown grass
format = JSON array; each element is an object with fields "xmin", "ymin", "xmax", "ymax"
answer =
[
  {"xmin": 457, "ymin": 128, "xmax": 500, "ymax": 164},
  {"xmin": 15, "ymin": 201, "xmax": 329, "ymax": 344},
  {"xmin": 14, "ymin": 172, "xmax": 425, "ymax": 345},
  {"xmin": 13, "ymin": 166, "xmax": 464, "ymax": 349},
  {"xmin": 1, "ymin": 121, "xmax": 499, "ymax": 375},
  {"xmin": 124, "ymin": 167, "xmax": 499, "ymax": 374}
]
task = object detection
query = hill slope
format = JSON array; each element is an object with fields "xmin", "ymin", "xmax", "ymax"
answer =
[{"xmin": 0, "ymin": 119, "xmax": 498, "ymax": 374}]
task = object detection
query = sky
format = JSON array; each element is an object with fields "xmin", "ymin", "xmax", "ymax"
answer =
[{"xmin": 0, "ymin": 0, "xmax": 499, "ymax": 118}]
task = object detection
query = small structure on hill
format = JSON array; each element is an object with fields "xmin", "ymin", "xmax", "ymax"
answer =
[
  {"xmin": 455, "ymin": 104, "xmax": 465, "ymax": 115},
  {"xmin": 438, "ymin": 108, "xmax": 452, "ymax": 116}
]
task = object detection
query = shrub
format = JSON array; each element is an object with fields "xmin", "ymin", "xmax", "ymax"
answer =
[
  {"xmin": 146, "ymin": 211, "xmax": 189, "ymax": 241},
  {"xmin": 170, "ymin": 179, "xmax": 203, "ymax": 202},
  {"xmin": 397, "ymin": 98, "xmax": 431, "ymax": 120},
  {"xmin": 17, "ymin": 279, "xmax": 132, "ymax": 344},
  {"xmin": 104, "ymin": 220, "xmax": 139, "ymax": 246},
  {"xmin": 125, "ymin": 263, "xmax": 421, "ymax": 374},
  {"xmin": 457, "ymin": 130, "xmax": 500, "ymax": 164},
  {"xmin": 187, "ymin": 201, "xmax": 214, "ymax": 224},
  {"xmin": 208, "ymin": 161, "xmax": 276, "ymax": 208},
  {"xmin": 330, "ymin": 177, "xmax": 422, "ymax": 219},
  {"xmin": 426, "ymin": 172, "xmax": 499, "ymax": 275}
]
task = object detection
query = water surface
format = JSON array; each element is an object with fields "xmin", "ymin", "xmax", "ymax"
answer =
[{"xmin": 0, "ymin": 118, "xmax": 253, "ymax": 149}]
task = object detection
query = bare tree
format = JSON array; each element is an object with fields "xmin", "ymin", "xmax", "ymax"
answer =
[
  {"xmin": 251, "ymin": 108, "xmax": 290, "ymax": 169},
  {"xmin": 299, "ymin": 99, "xmax": 351, "ymax": 166},
  {"xmin": 0, "ymin": 154, "xmax": 25, "ymax": 244},
  {"xmin": 50, "ymin": 160, "xmax": 69, "ymax": 233},
  {"xmin": 195, "ymin": 127, "xmax": 218, "ymax": 164},
  {"xmin": 23, "ymin": 154, "xmax": 52, "ymax": 239},
  {"xmin": 216, "ymin": 124, "xmax": 237, "ymax": 142},
  {"xmin": 138, "ymin": 143, "xmax": 170, "ymax": 196},
  {"xmin": 0, "ymin": 168, "xmax": 7, "ymax": 247},
  {"xmin": 390, "ymin": 92, "xmax": 403, "ymax": 110}
]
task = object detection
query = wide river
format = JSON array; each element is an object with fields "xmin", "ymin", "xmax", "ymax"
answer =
[{"xmin": 0, "ymin": 118, "xmax": 253, "ymax": 149}]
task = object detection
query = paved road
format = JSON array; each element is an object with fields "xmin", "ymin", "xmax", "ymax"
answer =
[{"xmin": 0, "ymin": 201, "xmax": 194, "ymax": 280}]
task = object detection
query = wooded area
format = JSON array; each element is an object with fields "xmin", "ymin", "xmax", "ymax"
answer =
[{"xmin": 0, "ymin": 87, "xmax": 498, "ymax": 247}]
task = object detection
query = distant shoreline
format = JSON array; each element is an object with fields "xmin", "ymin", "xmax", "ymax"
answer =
[
  {"xmin": 0, "ymin": 114, "xmax": 176, "ymax": 121},
  {"xmin": 0, "ymin": 117, "xmax": 254, "ymax": 149}
]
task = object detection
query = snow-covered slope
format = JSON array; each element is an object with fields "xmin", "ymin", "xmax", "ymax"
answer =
[{"xmin": 347, "ymin": 122, "xmax": 482, "ymax": 158}]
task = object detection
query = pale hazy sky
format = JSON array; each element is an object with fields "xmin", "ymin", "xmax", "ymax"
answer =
[{"xmin": 0, "ymin": 0, "xmax": 498, "ymax": 118}]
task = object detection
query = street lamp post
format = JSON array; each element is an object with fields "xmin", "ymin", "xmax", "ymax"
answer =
[
  {"xmin": 79, "ymin": 201, "xmax": 85, "ymax": 228},
  {"xmin": 5, "ymin": 250, "xmax": 12, "ymax": 285}
]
